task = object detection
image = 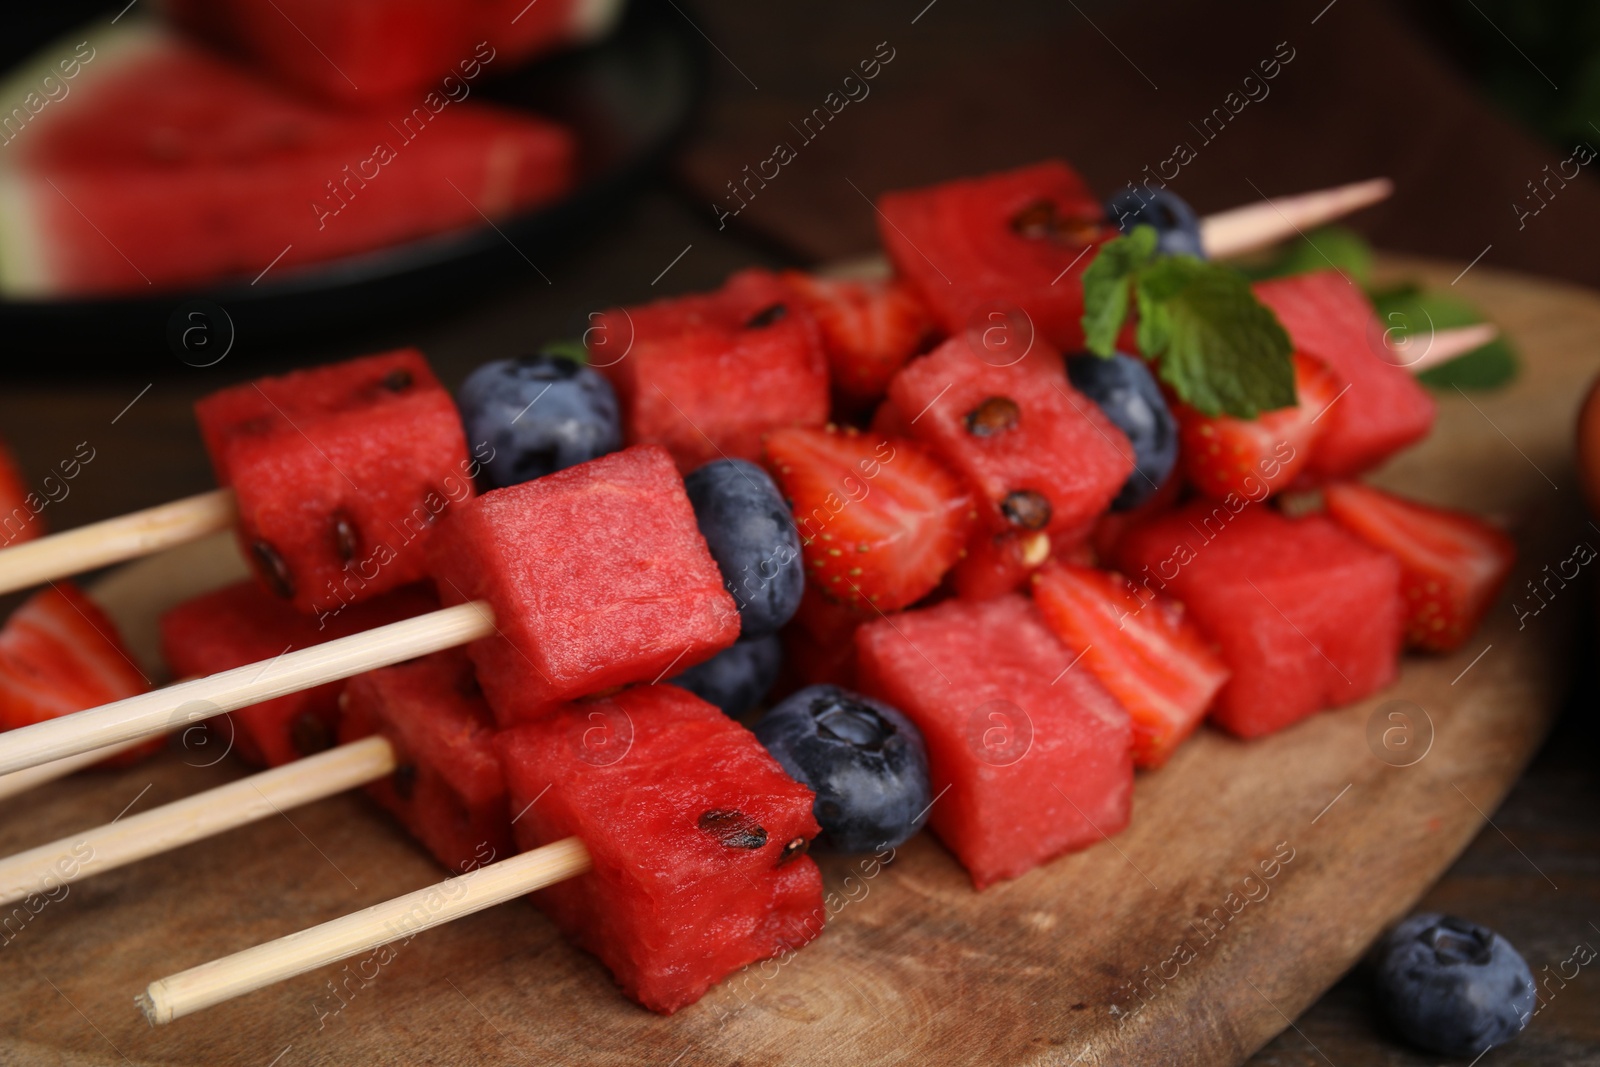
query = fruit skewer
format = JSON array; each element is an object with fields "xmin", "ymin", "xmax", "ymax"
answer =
[{"xmin": 0, "ymin": 179, "xmax": 1394, "ymax": 602}]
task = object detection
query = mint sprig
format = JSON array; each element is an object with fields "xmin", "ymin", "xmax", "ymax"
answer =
[{"xmin": 1081, "ymin": 226, "xmax": 1296, "ymax": 419}]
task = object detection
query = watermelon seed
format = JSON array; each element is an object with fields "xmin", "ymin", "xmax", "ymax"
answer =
[
  {"xmin": 332, "ymin": 513, "xmax": 360, "ymax": 564},
  {"xmin": 964, "ymin": 396, "xmax": 1021, "ymax": 437},
  {"xmin": 698, "ymin": 809, "xmax": 768, "ymax": 849},
  {"xmin": 250, "ymin": 540, "xmax": 295, "ymax": 600},
  {"xmin": 1001, "ymin": 490, "xmax": 1052, "ymax": 531},
  {"xmin": 290, "ymin": 713, "xmax": 333, "ymax": 757},
  {"xmin": 777, "ymin": 836, "xmax": 809, "ymax": 866},
  {"xmin": 392, "ymin": 764, "xmax": 417, "ymax": 801},
  {"xmin": 745, "ymin": 303, "xmax": 788, "ymax": 329},
  {"xmin": 383, "ymin": 368, "xmax": 414, "ymax": 392}
]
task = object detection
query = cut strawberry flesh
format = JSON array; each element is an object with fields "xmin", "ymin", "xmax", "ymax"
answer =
[
  {"xmin": 1031, "ymin": 562, "xmax": 1229, "ymax": 768},
  {"xmin": 780, "ymin": 271, "xmax": 934, "ymax": 406},
  {"xmin": 1323, "ymin": 482, "xmax": 1515, "ymax": 652},
  {"xmin": 764, "ymin": 425, "xmax": 973, "ymax": 613}
]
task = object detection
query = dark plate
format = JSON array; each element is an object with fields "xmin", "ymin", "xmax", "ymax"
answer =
[{"xmin": 0, "ymin": 0, "xmax": 704, "ymax": 365}]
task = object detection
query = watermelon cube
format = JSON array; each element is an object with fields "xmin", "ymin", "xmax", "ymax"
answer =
[
  {"xmin": 589, "ymin": 270, "xmax": 830, "ymax": 471},
  {"xmin": 1253, "ymin": 272, "xmax": 1436, "ymax": 480},
  {"xmin": 1111, "ymin": 503, "xmax": 1405, "ymax": 738},
  {"xmin": 0, "ymin": 22, "xmax": 575, "ymax": 297},
  {"xmin": 854, "ymin": 594, "xmax": 1133, "ymax": 889},
  {"xmin": 427, "ymin": 445, "xmax": 740, "ymax": 724},
  {"xmin": 160, "ymin": 580, "xmax": 438, "ymax": 767},
  {"xmin": 496, "ymin": 685, "xmax": 823, "ymax": 1014},
  {"xmin": 886, "ymin": 338, "xmax": 1134, "ymax": 535},
  {"xmin": 196, "ymin": 350, "xmax": 474, "ymax": 617},
  {"xmin": 337, "ymin": 650, "xmax": 511, "ymax": 874},
  {"xmin": 875, "ymin": 161, "xmax": 1114, "ymax": 351}
]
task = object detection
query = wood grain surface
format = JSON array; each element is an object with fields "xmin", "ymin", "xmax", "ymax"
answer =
[{"xmin": 0, "ymin": 254, "xmax": 1589, "ymax": 1066}]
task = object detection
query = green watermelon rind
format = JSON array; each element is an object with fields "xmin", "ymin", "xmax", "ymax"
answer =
[{"xmin": 0, "ymin": 18, "xmax": 171, "ymax": 298}]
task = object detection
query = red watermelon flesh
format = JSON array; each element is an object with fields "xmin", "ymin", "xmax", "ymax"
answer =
[
  {"xmin": 1252, "ymin": 272, "xmax": 1436, "ymax": 480},
  {"xmin": 427, "ymin": 445, "xmax": 740, "ymax": 724},
  {"xmin": 887, "ymin": 337, "xmax": 1134, "ymax": 536},
  {"xmin": 160, "ymin": 579, "xmax": 438, "ymax": 767},
  {"xmin": 495, "ymin": 685, "xmax": 823, "ymax": 1014},
  {"xmin": 1111, "ymin": 503, "xmax": 1404, "ymax": 738},
  {"xmin": 854, "ymin": 594, "xmax": 1133, "ymax": 889},
  {"xmin": 164, "ymin": 0, "xmax": 622, "ymax": 104},
  {"xmin": 0, "ymin": 582, "xmax": 158, "ymax": 768},
  {"xmin": 875, "ymin": 160, "xmax": 1115, "ymax": 352},
  {"xmin": 0, "ymin": 22, "xmax": 574, "ymax": 297},
  {"xmin": 0, "ymin": 438, "xmax": 42, "ymax": 547},
  {"xmin": 337, "ymin": 650, "xmax": 511, "ymax": 874},
  {"xmin": 589, "ymin": 270, "xmax": 830, "ymax": 472},
  {"xmin": 196, "ymin": 350, "xmax": 473, "ymax": 617}
]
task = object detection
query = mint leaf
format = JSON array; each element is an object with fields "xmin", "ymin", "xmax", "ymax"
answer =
[
  {"xmin": 1134, "ymin": 257, "xmax": 1295, "ymax": 418},
  {"xmin": 541, "ymin": 338, "xmax": 589, "ymax": 365},
  {"xmin": 1080, "ymin": 225, "xmax": 1159, "ymax": 356}
]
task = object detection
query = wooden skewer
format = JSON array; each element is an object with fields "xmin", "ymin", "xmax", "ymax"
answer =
[
  {"xmin": 139, "ymin": 837, "xmax": 592, "ymax": 1024},
  {"xmin": 0, "ymin": 736, "xmax": 163, "ymax": 803},
  {"xmin": 0, "ymin": 489, "xmax": 234, "ymax": 598},
  {"xmin": 1391, "ymin": 322, "xmax": 1499, "ymax": 374},
  {"xmin": 0, "ymin": 602, "xmax": 494, "ymax": 777},
  {"xmin": 0, "ymin": 737, "xmax": 395, "ymax": 907},
  {"xmin": 1200, "ymin": 177, "xmax": 1393, "ymax": 259}
]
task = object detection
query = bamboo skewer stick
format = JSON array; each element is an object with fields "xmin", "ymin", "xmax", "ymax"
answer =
[
  {"xmin": 0, "ymin": 736, "xmax": 164, "ymax": 802},
  {"xmin": 0, "ymin": 602, "xmax": 494, "ymax": 777},
  {"xmin": 1200, "ymin": 177, "xmax": 1393, "ymax": 259},
  {"xmin": 1387, "ymin": 322, "xmax": 1499, "ymax": 374},
  {"xmin": 139, "ymin": 837, "xmax": 592, "ymax": 1024},
  {"xmin": 0, "ymin": 489, "xmax": 234, "ymax": 597},
  {"xmin": 0, "ymin": 737, "xmax": 395, "ymax": 907}
]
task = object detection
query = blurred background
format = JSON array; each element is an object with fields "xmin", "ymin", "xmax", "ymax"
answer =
[{"xmin": 0, "ymin": 0, "xmax": 1597, "ymax": 1061}]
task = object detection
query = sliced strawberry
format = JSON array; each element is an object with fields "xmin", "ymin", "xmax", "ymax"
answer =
[
  {"xmin": 1323, "ymin": 482, "xmax": 1515, "ymax": 652},
  {"xmin": 1031, "ymin": 561, "xmax": 1229, "ymax": 768},
  {"xmin": 950, "ymin": 529, "xmax": 1053, "ymax": 601},
  {"xmin": 764, "ymin": 425, "xmax": 973, "ymax": 613},
  {"xmin": 1178, "ymin": 352, "xmax": 1342, "ymax": 501},
  {"xmin": 781, "ymin": 272, "xmax": 935, "ymax": 405},
  {"xmin": 0, "ymin": 440, "xmax": 41, "ymax": 547},
  {"xmin": 779, "ymin": 587, "xmax": 863, "ymax": 692},
  {"xmin": 0, "ymin": 582, "xmax": 158, "ymax": 766}
]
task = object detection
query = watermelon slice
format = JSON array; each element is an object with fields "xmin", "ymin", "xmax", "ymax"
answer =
[
  {"xmin": 1112, "ymin": 503, "xmax": 1405, "ymax": 738},
  {"xmin": 0, "ymin": 582, "xmax": 157, "ymax": 767},
  {"xmin": 875, "ymin": 160, "xmax": 1115, "ymax": 351},
  {"xmin": 0, "ymin": 21, "xmax": 575, "ymax": 297},
  {"xmin": 854, "ymin": 594, "xmax": 1133, "ymax": 889},
  {"xmin": 0, "ymin": 438, "xmax": 42, "ymax": 547},
  {"xmin": 1252, "ymin": 272, "xmax": 1437, "ymax": 481},
  {"xmin": 496, "ymin": 684, "xmax": 823, "ymax": 1014},
  {"xmin": 160, "ymin": 579, "xmax": 438, "ymax": 767},
  {"xmin": 885, "ymin": 337, "xmax": 1134, "ymax": 536},
  {"xmin": 196, "ymin": 350, "xmax": 473, "ymax": 616},
  {"xmin": 427, "ymin": 445, "xmax": 740, "ymax": 724},
  {"xmin": 338, "ymin": 650, "xmax": 511, "ymax": 874},
  {"xmin": 590, "ymin": 270, "xmax": 830, "ymax": 472},
  {"xmin": 164, "ymin": 0, "xmax": 624, "ymax": 104}
]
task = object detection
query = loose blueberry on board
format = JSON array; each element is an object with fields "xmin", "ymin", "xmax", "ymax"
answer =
[
  {"xmin": 1066, "ymin": 352, "xmax": 1178, "ymax": 510},
  {"xmin": 683, "ymin": 458, "xmax": 805, "ymax": 638},
  {"xmin": 1373, "ymin": 912, "xmax": 1536, "ymax": 1057},
  {"xmin": 455, "ymin": 350, "xmax": 622, "ymax": 489},
  {"xmin": 1104, "ymin": 187, "xmax": 1205, "ymax": 258},
  {"xmin": 754, "ymin": 684, "xmax": 931, "ymax": 852},
  {"xmin": 670, "ymin": 634, "xmax": 783, "ymax": 718}
]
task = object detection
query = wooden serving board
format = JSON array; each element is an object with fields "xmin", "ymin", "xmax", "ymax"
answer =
[{"xmin": 0, "ymin": 255, "xmax": 1590, "ymax": 1067}]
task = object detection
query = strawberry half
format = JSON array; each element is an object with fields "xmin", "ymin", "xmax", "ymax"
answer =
[
  {"xmin": 1323, "ymin": 482, "xmax": 1515, "ymax": 652},
  {"xmin": 0, "ymin": 582, "xmax": 158, "ymax": 766},
  {"xmin": 1178, "ymin": 352, "xmax": 1341, "ymax": 501},
  {"xmin": 764, "ymin": 424, "xmax": 973, "ymax": 613},
  {"xmin": 781, "ymin": 272, "xmax": 934, "ymax": 405},
  {"xmin": 0, "ymin": 440, "xmax": 40, "ymax": 547},
  {"xmin": 949, "ymin": 529, "xmax": 1053, "ymax": 601},
  {"xmin": 1031, "ymin": 561, "xmax": 1229, "ymax": 768}
]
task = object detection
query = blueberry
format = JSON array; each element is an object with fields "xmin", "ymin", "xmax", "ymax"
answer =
[
  {"xmin": 455, "ymin": 350, "xmax": 622, "ymax": 489},
  {"xmin": 683, "ymin": 459, "xmax": 804, "ymax": 638},
  {"xmin": 1104, "ymin": 188, "xmax": 1205, "ymax": 259},
  {"xmin": 1066, "ymin": 352, "xmax": 1177, "ymax": 510},
  {"xmin": 753, "ymin": 684, "xmax": 931, "ymax": 852},
  {"xmin": 1373, "ymin": 912, "xmax": 1536, "ymax": 1057},
  {"xmin": 670, "ymin": 634, "xmax": 783, "ymax": 718}
]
